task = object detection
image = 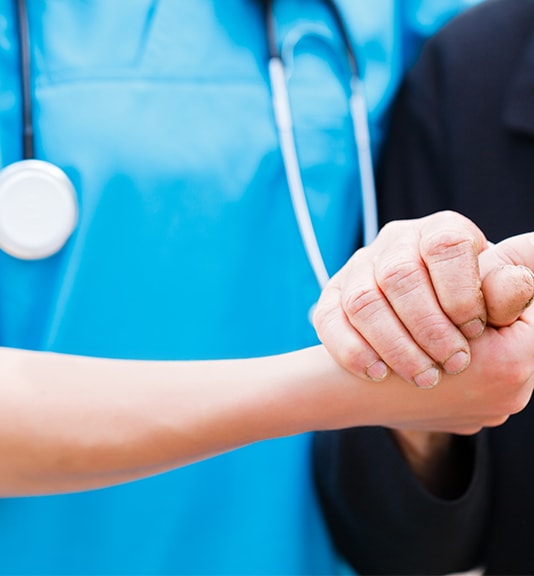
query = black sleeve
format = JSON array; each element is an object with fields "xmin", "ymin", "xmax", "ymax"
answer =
[{"xmin": 313, "ymin": 427, "xmax": 490, "ymax": 575}]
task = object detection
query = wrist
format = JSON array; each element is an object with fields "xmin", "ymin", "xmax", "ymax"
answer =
[{"xmin": 271, "ymin": 346, "xmax": 370, "ymax": 434}]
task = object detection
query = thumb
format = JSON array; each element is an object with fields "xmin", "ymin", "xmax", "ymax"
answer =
[
  {"xmin": 482, "ymin": 264, "xmax": 534, "ymax": 327},
  {"xmin": 479, "ymin": 233, "xmax": 534, "ymax": 327}
]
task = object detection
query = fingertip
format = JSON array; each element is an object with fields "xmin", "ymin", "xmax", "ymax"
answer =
[
  {"xmin": 442, "ymin": 349, "xmax": 470, "ymax": 375},
  {"xmin": 413, "ymin": 365, "xmax": 441, "ymax": 390},
  {"xmin": 459, "ymin": 317, "xmax": 485, "ymax": 340},
  {"xmin": 365, "ymin": 359, "xmax": 389, "ymax": 382}
]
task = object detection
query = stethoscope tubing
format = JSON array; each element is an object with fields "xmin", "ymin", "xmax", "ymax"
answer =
[
  {"xmin": 266, "ymin": 0, "xmax": 378, "ymax": 289},
  {"xmin": 268, "ymin": 56, "xmax": 331, "ymax": 289},
  {"xmin": 350, "ymin": 77, "xmax": 378, "ymax": 247},
  {"xmin": 15, "ymin": 0, "xmax": 34, "ymax": 159}
]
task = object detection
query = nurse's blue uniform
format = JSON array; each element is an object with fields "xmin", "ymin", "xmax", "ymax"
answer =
[{"xmin": 0, "ymin": 1, "xmax": 480, "ymax": 573}]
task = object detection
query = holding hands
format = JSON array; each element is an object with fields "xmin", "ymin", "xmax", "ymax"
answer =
[
  {"xmin": 1, "ymin": 210, "xmax": 532, "ymax": 497},
  {"xmin": 313, "ymin": 211, "xmax": 534, "ymax": 436},
  {"xmin": 315, "ymin": 210, "xmax": 534, "ymax": 389}
]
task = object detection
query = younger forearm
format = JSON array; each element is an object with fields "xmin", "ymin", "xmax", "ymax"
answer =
[{"xmin": 0, "ymin": 345, "xmax": 360, "ymax": 496}]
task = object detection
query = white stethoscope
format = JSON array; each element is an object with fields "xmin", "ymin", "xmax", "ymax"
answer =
[
  {"xmin": 265, "ymin": 0, "xmax": 377, "ymax": 288},
  {"xmin": 1, "ymin": 0, "xmax": 377, "ymax": 284},
  {"xmin": 0, "ymin": 0, "xmax": 78, "ymax": 260}
]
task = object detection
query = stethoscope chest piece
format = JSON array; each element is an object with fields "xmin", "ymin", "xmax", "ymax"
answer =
[{"xmin": 0, "ymin": 159, "xmax": 78, "ymax": 260}]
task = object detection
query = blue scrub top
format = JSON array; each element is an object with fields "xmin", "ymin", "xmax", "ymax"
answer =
[{"xmin": 0, "ymin": 1, "xmax": 480, "ymax": 574}]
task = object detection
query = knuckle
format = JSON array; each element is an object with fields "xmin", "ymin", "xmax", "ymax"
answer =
[
  {"xmin": 411, "ymin": 316, "xmax": 456, "ymax": 352},
  {"xmin": 375, "ymin": 259, "xmax": 426, "ymax": 298},
  {"xmin": 382, "ymin": 334, "xmax": 410, "ymax": 359},
  {"xmin": 422, "ymin": 230, "xmax": 476, "ymax": 263},
  {"xmin": 343, "ymin": 286, "xmax": 384, "ymax": 321}
]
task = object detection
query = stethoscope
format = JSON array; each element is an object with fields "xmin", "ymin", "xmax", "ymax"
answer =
[
  {"xmin": 0, "ymin": 0, "xmax": 78, "ymax": 260},
  {"xmin": 265, "ymin": 0, "xmax": 377, "ymax": 289},
  {"xmin": 1, "ymin": 0, "xmax": 377, "ymax": 287}
]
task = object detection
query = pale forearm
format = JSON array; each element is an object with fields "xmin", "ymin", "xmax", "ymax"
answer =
[{"xmin": 0, "ymin": 345, "xmax": 361, "ymax": 496}]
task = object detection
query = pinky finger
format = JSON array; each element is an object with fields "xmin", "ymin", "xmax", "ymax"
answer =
[{"xmin": 313, "ymin": 285, "xmax": 390, "ymax": 382}]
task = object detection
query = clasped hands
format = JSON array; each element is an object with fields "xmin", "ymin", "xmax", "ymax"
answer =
[{"xmin": 314, "ymin": 210, "xmax": 534, "ymax": 435}]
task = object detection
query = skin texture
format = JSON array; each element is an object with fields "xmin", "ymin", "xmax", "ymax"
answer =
[
  {"xmin": 314, "ymin": 211, "xmax": 488, "ymax": 389},
  {"xmin": 314, "ymin": 212, "xmax": 534, "ymax": 388}
]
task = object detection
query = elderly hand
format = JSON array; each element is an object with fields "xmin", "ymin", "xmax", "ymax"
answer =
[{"xmin": 314, "ymin": 211, "xmax": 534, "ymax": 388}]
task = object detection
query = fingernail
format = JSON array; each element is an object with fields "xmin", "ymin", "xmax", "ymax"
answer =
[
  {"xmin": 365, "ymin": 360, "xmax": 388, "ymax": 382},
  {"xmin": 442, "ymin": 350, "xmax": 470, "ymax": 375},
  {"xmin": 460, "ymin": 318, "xmax": 485, "ymax": 339},
  {"xmin": 413, "ymin": 366, "xmax": 440, "ymax": 389}
]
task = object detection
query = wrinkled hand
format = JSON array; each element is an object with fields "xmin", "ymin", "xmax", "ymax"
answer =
[
  {"xmin": 314, "ymin": 211, "xmax": 534, "ymax": 388},
  {"xmin": 314, "ymin": 237, "xmax": 534, "ymax": 435}
]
